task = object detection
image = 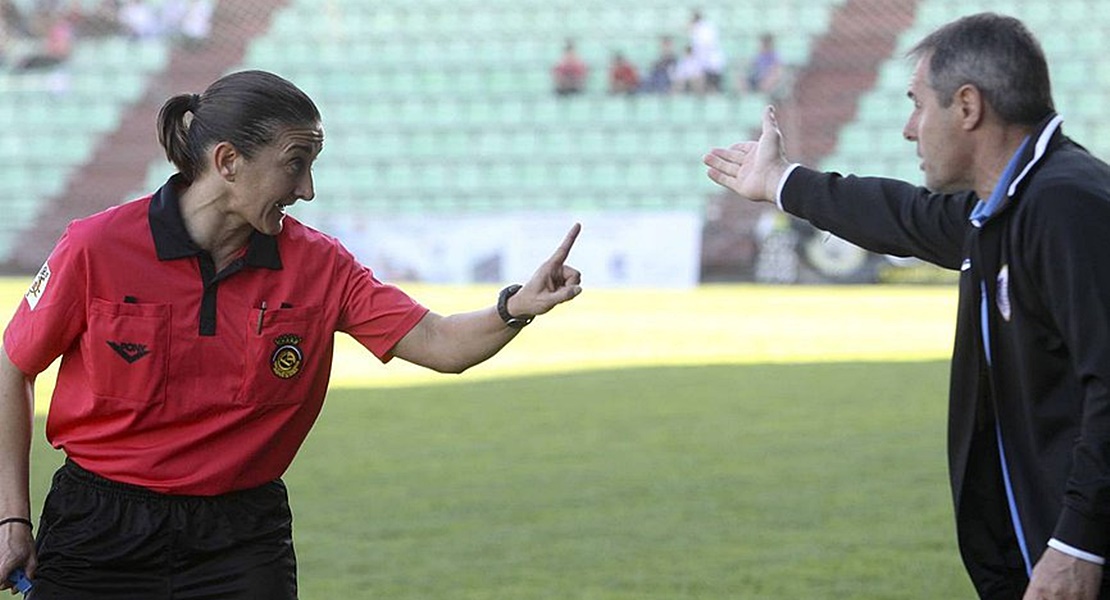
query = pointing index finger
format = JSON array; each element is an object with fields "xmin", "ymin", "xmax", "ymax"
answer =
[{"xmin": 549, "ymin": 222, "xmax": 581, "ymax": 264}]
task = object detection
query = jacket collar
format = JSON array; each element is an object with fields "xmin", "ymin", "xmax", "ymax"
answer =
[
  {"xmin": 147, "ymin": 174, "xmax": 283, "ymax": 269},
  {"xmin": 970, "ymin": 112, "xmax": 1063, "ymax": 228}
]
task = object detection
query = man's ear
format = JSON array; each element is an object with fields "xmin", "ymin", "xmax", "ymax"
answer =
[
  {"xmin": 212, "ymin": 142, "xmax": 239, "ymax": 182},
  {"xmin": 955, "ymin": 83, "xmax": 984, "ymax": 131}
]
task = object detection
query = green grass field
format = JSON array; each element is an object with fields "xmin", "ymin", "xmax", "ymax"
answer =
[{"xmin": 8, "ymin": 279, "xmax": 975, "ymax": 599}]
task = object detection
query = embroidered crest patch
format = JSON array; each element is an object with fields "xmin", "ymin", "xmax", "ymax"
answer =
[{"xmin": 270, "ymin": 334, "xmax": 303, "ymax": 379}]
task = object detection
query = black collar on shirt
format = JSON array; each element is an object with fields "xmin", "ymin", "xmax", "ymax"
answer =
[{"xmin": 147, "ymin": 174, "xmax": 283, "ymax": 270}]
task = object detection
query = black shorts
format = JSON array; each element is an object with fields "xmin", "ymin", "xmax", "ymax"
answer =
[{"xmin": 30, "ymin": 460, "xmax": 298, "ymax": 600}]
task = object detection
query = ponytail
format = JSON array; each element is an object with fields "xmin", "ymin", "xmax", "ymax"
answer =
[{"xmin": 156, "ymin": 93, "xmax": 200, "ymax": 182}]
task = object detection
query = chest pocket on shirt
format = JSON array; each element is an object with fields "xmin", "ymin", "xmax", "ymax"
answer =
[
  {"xmin": 238, "ymin": 305, "xmax": 325, "ymax": 406},
  {"xmin": 85, "ymin": 299, "xmax": 171, "ymax": 405}
]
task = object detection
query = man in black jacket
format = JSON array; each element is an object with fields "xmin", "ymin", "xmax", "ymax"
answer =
[{"xmin": 704, "ymin": 12, "xmax": 1110, "ymax": 600}]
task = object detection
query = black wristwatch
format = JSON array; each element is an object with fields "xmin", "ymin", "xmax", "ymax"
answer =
[{"xmin": 497, "ymin": 284, "xmax": 534, "ymax": 330}]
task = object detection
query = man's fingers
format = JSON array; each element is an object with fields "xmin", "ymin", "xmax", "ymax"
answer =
[
  {"xmin": 703, "ymin": 148, "xmax": 753, "ymax": 192},
  {"xmin": 549, "ymin": 222, "xmax": 581, "ymax": 264},
  {"xmin": 702, "ymin": 149, "xmax": 743, "ymax": 177},
  {"xmin": 705, "ymin": 166, "xmax": 733, "ymax": 188}
]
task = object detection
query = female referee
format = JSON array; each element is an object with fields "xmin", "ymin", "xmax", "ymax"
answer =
[{"xmin": 0, "ymin": 69, "xmax": 582, "ymax": 599}]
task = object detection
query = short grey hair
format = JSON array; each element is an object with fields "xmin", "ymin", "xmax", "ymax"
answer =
[{"xmin": 908, "ymin": 12, "xmax": 1054, "ymax": 126}]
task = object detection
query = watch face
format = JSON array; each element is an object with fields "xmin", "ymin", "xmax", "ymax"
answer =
[{"xmin": 506, "ymin": 317, "xmax": 530, "ymax": 329}]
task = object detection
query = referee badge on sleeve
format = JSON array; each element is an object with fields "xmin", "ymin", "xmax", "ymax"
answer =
[
  {"xmin": 270, "ymin": 334, "xmax": 304, "ymax": 379},
  {"xmin": 25, "ymin": 261, "xmax": 52, "ymax": 310}
]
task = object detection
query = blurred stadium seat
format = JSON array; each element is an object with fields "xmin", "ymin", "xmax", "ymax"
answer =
[
  {"xmin": 5, "ymin": 0, "xmax": 1105, "ymax": 274},
  {"xmin": 211, "ymin": 0, "xmax": 839, "ymax": 226},
  {"xmin": 0, "ymin": 35, "xmax": 168, "ymax": 259}
]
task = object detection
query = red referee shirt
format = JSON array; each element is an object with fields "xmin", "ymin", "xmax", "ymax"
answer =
[{"xmin": 3, "ymin": 177, "xmax": 428, "ymax": 495}]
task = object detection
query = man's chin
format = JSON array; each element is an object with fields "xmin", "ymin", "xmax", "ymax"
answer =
[{"xmin": 923, "ymin": 176, "xmax": 962, "ymax": 195}]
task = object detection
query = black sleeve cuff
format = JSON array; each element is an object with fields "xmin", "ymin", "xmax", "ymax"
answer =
[
  {"xmin": 779, "ymin": 165, "xmax": 819, "ymax": 215},
  {"xmin": 1054, "ymin": 505, "xmax": 1110, "ymax": 558}
]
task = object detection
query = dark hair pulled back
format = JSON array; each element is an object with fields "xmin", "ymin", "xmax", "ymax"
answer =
[{"xmin": 156, "ymin": 70, "xmax": 321, "ymax": 182}]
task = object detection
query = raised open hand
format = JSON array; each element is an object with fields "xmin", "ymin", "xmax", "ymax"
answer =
[{"xmin": 703, "ymin": 105, "xmax": 791, "ymax": 203}]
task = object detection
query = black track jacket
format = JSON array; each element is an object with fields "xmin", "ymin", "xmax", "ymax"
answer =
[{"xmin": 779, "ymin": 113, "xmax": 1110, "ymax": 598}]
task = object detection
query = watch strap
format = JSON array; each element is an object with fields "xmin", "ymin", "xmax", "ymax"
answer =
[{"xmin": 497, "ymin": 284, "xmax": 534, "ymax": 329}]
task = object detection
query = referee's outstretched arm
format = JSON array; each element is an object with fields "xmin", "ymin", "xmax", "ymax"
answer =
[{"xmin": 391, "ymin": 223, "xmax": 583, "ymax": 374}]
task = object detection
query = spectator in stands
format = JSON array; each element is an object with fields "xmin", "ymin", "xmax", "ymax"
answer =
[
  {"xmin": 552, "ymin": 38, "xmax": 588, "ymax": 96},
  {"xmin": 672, "ymin": 43, "xmax": 705, "ymax": 94},
  {"xmin": 0, "ymin": 69, "xmax": 583, "ymax": 598},
  {"xmin": 1, "ymin": 0, "xmax": 33, "ymax": 42},
  {"xmin": 607, "ymin": 51, "xmax": 639, "ymax": 95},
  {"xmin": 688, "ymin": 9, "xmax": 725, "ymax": 93},
  {"xmin": 178, "ymin": 0, "xmax": 213, "ymax": 49},
  {"xmin": 119, "ymin": 0, "xmax": 160, "ymax": 39},
  {"xmin": 744, "ymin": 33, "xmax": 783, "ymax": 96},
  {"xmin": 13, "ymin": 7, "xmax": 73, "ymax": 72},
  {"xmin": 2, "ymin": 0, "xmax": 50, "ymax": 68},
  {"xmin": 641, "ymin": 35, "xmax": 677, "ymax": 94},
  {"xmin": 160, "ymin": 0, "xmax": 187, "ymax": 31},
  {"xmin": 78, "ymin": 0, "xmax": 124, "ymax": 37},
  {"xmin": 0, "ymin": 3, "xmax": 9, "ymax": 66},
  {"xmin": 162, "ymin": 0, "xmax": 212, "ymax": 49}
]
